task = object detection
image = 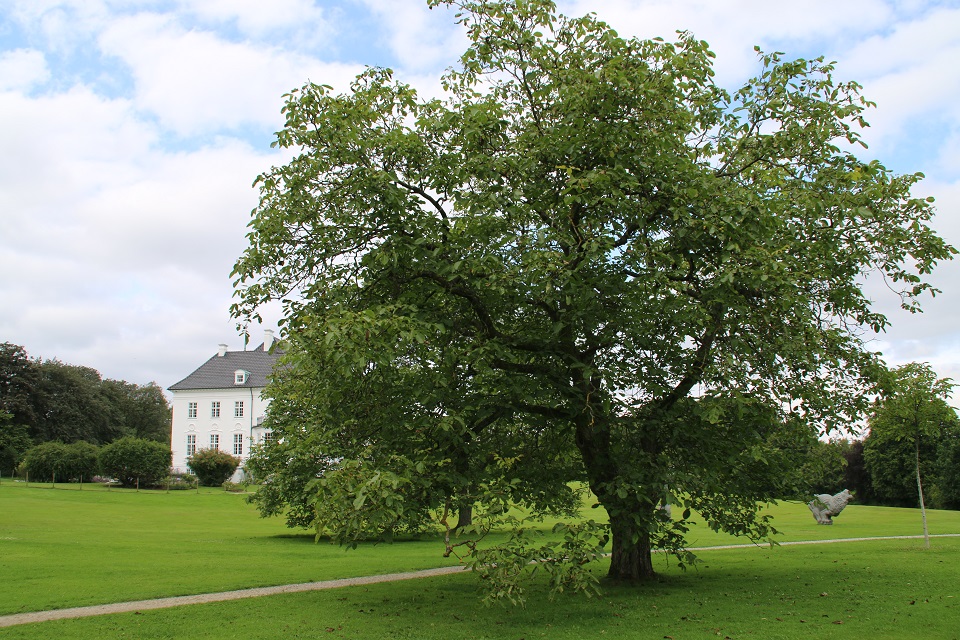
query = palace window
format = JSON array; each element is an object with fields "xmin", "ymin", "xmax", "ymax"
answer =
[
  {"xmin": 211, "ymin": 401, "xmax": 220, "ymax": 418},
  {"xmin": 234, "ymin": 401, "xmax": 244, "ymax": 418},
  {"xmin": 187, "ymin": 402, "xmax": 197, "ymax": 419},
  {"xmin": 233, "ymin": 433, "xmax": 243, "ymax": 456},
  {"xmin": 186, "ymin": 434, "xmax": 196, "ymax": 456},
  {"xmin": 210, "ymin": 434, "xmax": 220, "ymax": 450}
]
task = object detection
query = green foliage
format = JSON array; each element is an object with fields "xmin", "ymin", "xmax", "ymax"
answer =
[
  {"xmin": 243, "ymin": 432, "xmax": 337, "ymax": 528},
  {"xmin": 231, "ymin": 0, "xmax": 955, "ymax": 592},
  {"xmin": 0, "ymin": 342, "xmax": 171, "ymax": 447},
  {"xmin": 0, "ymin": 411, "xmax": 32, "ymax": 475},
  {"xmin": 187, "ymin": 447, "xmax": 241, "ymax": 486},
  {"xmin": 842, "ymin": 439, "xmax": 872, "ymax": 503},
  {"xmin": 313, "ymin": 456, "xmax": 435, "ymax": 545},
  {"xmin": 99, "ymin": 437, "xmax": 171, "ymax": 487},
  {"xmin": 61, "ymin": 441, "xmax": 100, "ymax": 481},
  {"xmin": 22, "ymin": 441, "xmax": 69, "ymax": 481},
  {"xmin": 863, "ymin": 363, "xmax": 960, "ymax": 509},
  {"xmin": 100, "ymin": 380, "xmax": 172, "ymax": 444},
  {"xmin": 791, "ymin": 438, "xmax": 850, "ymax": 498},
  {"xmin": 935, "ymin": 433, "xmax": 960, "ymax": 509},
  {"xmin": 20, "ymin": 440, "xmax": 98, "ymax": 481},
  {"xmin": 165, "ymin": 472, "xmax": 198, "ymax": 490},
  {"xmin": 0, "ymin": 342, "xmax": 40, "ymax": 429}
]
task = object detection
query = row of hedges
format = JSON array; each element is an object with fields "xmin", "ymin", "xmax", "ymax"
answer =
[
  {"xmin": 19, "ymin": 438, "xmax": 241, "ymax": 487},
  {"xmin": 20, "ymin": 438, "xmax": 171, "ymax": 486}
]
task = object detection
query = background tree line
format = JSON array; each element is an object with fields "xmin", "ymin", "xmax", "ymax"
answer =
[
  {"xmin": 0, "ymin": 341, "xmax": 171, "ymax": 475},
  {"xmin": 792, "ymin": 363, "xmax": 960, "ymax": 511}
]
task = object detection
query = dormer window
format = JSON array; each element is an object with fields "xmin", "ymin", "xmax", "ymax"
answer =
[{"xmin": 234, "ymin": 370, "xmax": 249, "ymax": 385}]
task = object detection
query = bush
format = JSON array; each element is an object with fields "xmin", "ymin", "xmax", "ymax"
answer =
[
  {"xmin": 188, "ymin": 448, "xmax": 241, "ymax": 486},
  {"xmin": 61, "ymin": 441, "xmax": 100, "ymax": 481},
  {"xmin": 99, "ymin": 437, "xmax": 171, "ymax": 487},
  {"xmin": 20, "ymin": 441, "xmax": 98, "ymax": 482},
  {"xmin": 22, "ymin": 441, "xmax": 68, "ymax": 481},
  {"xmin": 166, "ymin": 472, "xmax": 198, "ymax": 490}
]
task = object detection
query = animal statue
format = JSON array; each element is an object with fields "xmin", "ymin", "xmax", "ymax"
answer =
[{"xmin": 808, "ymin": 489, "xmax": 852, "ymax": 525}]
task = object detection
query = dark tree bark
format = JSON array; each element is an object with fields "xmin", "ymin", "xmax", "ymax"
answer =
[
  {"xmin": 608, "ymin": 513, "xmax": 655, "ymax": 580},
  {"xmin": 455, "ymin": 503, "xmax": 473, "ymax": 529}
]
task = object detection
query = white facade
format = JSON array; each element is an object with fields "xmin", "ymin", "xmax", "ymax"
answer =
[
  {"xmin": 168, "ymin": 332, "xmax": 279, "ymax": 477},
  {"xmin": 168, "ymin": 387, "xmax": 272, "ymax": 473}
]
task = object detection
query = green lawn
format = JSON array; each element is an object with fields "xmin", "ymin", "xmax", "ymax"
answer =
[{"xmin": 2, "ymin": 482, "xmax": 959, "ymax": 638}]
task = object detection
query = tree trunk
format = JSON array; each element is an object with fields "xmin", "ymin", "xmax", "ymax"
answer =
[
  {"xmin": 916, "ymin": 439, "xmax": 930, "ymax": 549},
  {"xmin": 455, "ymin": 503, "xmax": 473, "ymax": 529},
  {"xmin": 607, "ymin": 511, "xmax": 656, "ymax": 580}
]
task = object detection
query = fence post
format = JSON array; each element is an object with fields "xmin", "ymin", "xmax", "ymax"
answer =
[{"xmin": 136, "ymin": 477, "xmax": 140, "ymax": 493}]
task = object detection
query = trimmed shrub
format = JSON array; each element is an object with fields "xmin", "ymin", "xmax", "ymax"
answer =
[
  {"xmin": 188, "ymin": 448, "xmax": 241, "ymax": 486},
  {"xmin": 22, "ymin": 441, "xmax": 69, "ymax": 481},
  {"xmin": 165, "ymin": 472, "xmax": 198, "ymax": 490},
  {"xmin": 61, "ymin": 441, "xmax": 100, "ymax": 481},
  {"xmin": 99, "ymin": 437, "xmax": 171, "ymax": 487}
]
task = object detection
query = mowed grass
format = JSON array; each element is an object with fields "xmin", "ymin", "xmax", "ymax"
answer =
[
  {"xmin": 3, "ymin": 539, "xmax": 959, "ymax": 639},
  {"xmin": 2, "ymin": 481, "xmax": 960, "ymax": 638},
  {"xmin": 0, "ymin": 483, "xmax": 461, "ymax": 615}
]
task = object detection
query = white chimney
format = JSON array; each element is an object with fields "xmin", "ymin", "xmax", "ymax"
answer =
[
  {"xmin": 264, "ymin": 329, "xmax": 274, "ymax": 351},
  {"xmin": 217, "ymin": 343, "xmax": 228, "ymax": 357}
]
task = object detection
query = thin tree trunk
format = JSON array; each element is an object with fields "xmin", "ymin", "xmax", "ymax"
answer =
[{"xmin": 916, "ymin": 439, "xmax": 930, "ymax": 549}]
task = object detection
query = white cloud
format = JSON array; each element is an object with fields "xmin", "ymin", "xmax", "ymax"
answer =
[
  {"xmin": 5, "ymin": 0, "xmax": 112, "ymax": 55},
  {"xmin": 560, "ymin": 0, "xmax": 892, "ymax": 85},
  {"xmin": 96, "ymin": 12, "xmax": 364, "ymax": 136},
  {"xmin": 0, "ymin": 49, "xmax": 51, "ymax": 91},
  {"xmin": 357, "ymin": 0, "xmax": 468, "ymax": 74},
  {"xmin": 175, "ymin": 0, "xmax": 332, "ymax": 42}
]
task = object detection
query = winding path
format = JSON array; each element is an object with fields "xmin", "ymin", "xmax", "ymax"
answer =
[{"xmin": 2, "ymin": 533, "xmax": 959, "ymax": 629}]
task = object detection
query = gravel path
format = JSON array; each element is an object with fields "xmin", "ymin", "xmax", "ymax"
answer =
[{"xmin": 3, "ymin": 533, "xmax": 959, "ymax": 629}]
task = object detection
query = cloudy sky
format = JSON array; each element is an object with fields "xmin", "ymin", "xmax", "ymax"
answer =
[{"xmin": 1, "ymin": 0, "xmax": 959, "ymax": 394}]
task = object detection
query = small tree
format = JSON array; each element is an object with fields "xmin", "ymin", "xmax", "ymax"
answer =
[
  {"xmin": 60, "ymin": 441, "xmax": 99, "ymax": 481},
  {"xmin": 866, "ymin": 363, "xmax": 958, "ymax": 547},
  {"xmin": 99, "ymin": 437, "xmax": 171, "ymax": 487},
  {"xmin": 188, "ymin": 448, "xmax": 241, "ymax": 486},
  {"xmin": 22, "ymin": 441, "xmax": 69, "ymax": 481}
]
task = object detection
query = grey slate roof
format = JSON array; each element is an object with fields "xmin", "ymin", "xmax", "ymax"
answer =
[{"xmin": 168, "ymin": 343, "xmax": 281, "ymax": 391}]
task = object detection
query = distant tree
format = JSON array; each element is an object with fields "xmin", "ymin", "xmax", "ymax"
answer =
[
  {"xmin": 99, "ymin": 437, "xmax": 171, "ymax": 487},
  {"xmin": 842, "ymin": 439, "xmax": 872, "ymax": 503},
  {"xmin": 2, "ymin": 342, "xmax": 171, "ymax": 447},
  {"xmin": 936, "ymin": 433, "xmax": 960, "ymax": 509},
  {"xmin": 101, "ymin": 380, "xmax": 171, "ymax": 444},
  {"xmin": 187, "ymin": 448, "xmax": 241, "ymax": 486},
  {"xmin": 865, "ymin": 363, "xmax": 959, "ymax": 546},
  {"xmin": 0, "ymin": 342, "xmax": 40, "ymax": 430},
  {"xmin": 32, "ymin": 360, "xmax": 121, "ymax": 444},
  {"xmin": 0, "ymin": 411, "xmax": 32, "ymax": 476},
  {"xmin": 795, "ymin": 438, "xmax": 849, "ymax": 497}
]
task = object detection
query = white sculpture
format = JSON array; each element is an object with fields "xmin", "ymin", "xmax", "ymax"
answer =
[{"xmin": 808, "ymin": 489, "xmax": 852, "ymax": 525}]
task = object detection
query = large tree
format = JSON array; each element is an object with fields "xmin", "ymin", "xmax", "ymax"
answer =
[{"xmin": 232, "ymin": 0, "xmax": 954, "ymax": 583}]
